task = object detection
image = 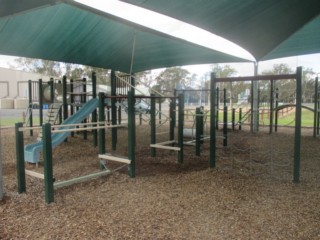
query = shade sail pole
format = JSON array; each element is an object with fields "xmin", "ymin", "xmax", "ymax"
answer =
[{"xmin": 129, "ymin": 31, "xmax": 136, "ymax": 76}]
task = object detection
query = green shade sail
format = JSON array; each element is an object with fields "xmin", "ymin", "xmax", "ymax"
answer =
[
  {"xmin": 122, "ymin": 0, "xmax": 320, "ymax": 61},
  {"xmin": 0, "ymin": 0, "xmax": 250, "ymax": 73}
]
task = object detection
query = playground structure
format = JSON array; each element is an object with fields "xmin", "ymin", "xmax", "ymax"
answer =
[{"xmin": 15, "ymin": 67, "xmax": 320, "ymax": 203}]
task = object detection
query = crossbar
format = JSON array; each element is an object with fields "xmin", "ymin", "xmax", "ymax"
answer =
[
  {"xmin": 98, "ymin": 154, "xmax": 131, "ymax": 164},
  {"xmin": 25, "ymin": 169, "xmax": 45, "ymax": 179},
  {"xmin": 150, "ymin": 143, "xmax": 180, "ymax": 151},
  {"xmin": 54, "ymin": 170, "xmax": 111, "ymax": 189}
]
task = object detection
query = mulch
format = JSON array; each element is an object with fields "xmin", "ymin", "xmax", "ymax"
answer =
[{"xmin": 0, "ymin": 124, "xmax": 320, "ymax": 239}]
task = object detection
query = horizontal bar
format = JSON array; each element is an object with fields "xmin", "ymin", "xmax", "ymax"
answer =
[
  {"xmin": 150, "ymin": 144, "xmax": 180, "ymax": 151},
  {"xmin": 54, "ymin": 170, "xmax": 111, "ymax": 189},
  {"xmin": 25, "ymin": 169, "xmax": 44, "ymax": 179},
  {"xmin": 215, "ymin": 74, "xmax": 297, "ymax": 82},
  {"xmin": 52, "ymin": 124, "xmax": 125, "ymax": 133},
  {"xmin": 98, "ymin": 154, "xmax": 131, "ymax": 164}
]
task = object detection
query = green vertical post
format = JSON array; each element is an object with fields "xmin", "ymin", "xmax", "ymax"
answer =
[
  {"xmin": 239, "ymin": 108, "xmax": 242, "ymax": 130},
  {"xmin": 150, "ymin": 94, "xmax": 156, "ymax": 157},
  {"xmin": 210, "ymin": 73, "xmax": 216, "ymax": 168},
  {"xmin": 269, "ymin": 79, "xmax": 274, "ymax": 134},
  {"xmin": 28, "ymin": 80, "xmax": 33, "ymax": 137},
  {"xmin": 173, "ymin": 89, "xmax": 177, "ymax": 128},
  {"xmin": 128, "ymin": 91, "xmax": 136, "ymax": 177},
  {"xmin": 49, "ymin": 78, "xmax": 54, "ymax": 103},
  {"xmin": 223, "ymin": 106, "xmax": 228, "ymax": 147},
  {"xmin": 232, "ymin": 108, "xmax": 235, "ymax": 131},
  {"xmin": 313, "ymin": 77, "xmax": 318, "ymax": 138},
  {"xmin": 70, "ymin": 79, "xmax": 74, "ymax": 137},
  {"xmin": 195, "ymin": 107, "xmax": 201, "ymax": 156},
  {"xmin": 111, "ymin": 71, "xmax": 117, "ymax": 150},
  {"xmin": 43, "ymin": 123, "xmax": 54, "ymax": 203},
  {"xmin": 82, "ymin": 78, "xmax": 87, "ymax": 140},
  {"xmin": 98, "ymin": 92, "xmax": 106, "ymax": 154},
  {"xmin": 169, "ymin": 98, "xmax": 175, "ymax": 143},
  {"xmin": 293, "ymin": 67, "xmax": 302, "ymax": 183},
  {"xmin": 215, "ymin": 87, "xmax": 219, "ymax": 129},
  {"xmin": 92, "ymin": 72, "xmax": 98, "ymax": 147},
  {"xmin": 178, "ymin": 94, "xmax": 184, "ymax": 164},
  {"xmin": 62, "ymin": 76, "xmax": 68, "ymax": 121},
  {"xmin": 15, "ymin": 122, "xmax": 26, "ymax": 193},
  {"xmin": 158, "ymin": 101, "xmax": 162, "ymax": 124},
  {"xmin": 275, "ymin": 88, "xmax": 279, "ymax": 132},
  {"xmin": 223, "ymin": 88, "xmax": 227, "ymax": 107},
  {"xmin": 38, "ymin": 79, "xmax": 43, "ymax": 126}
]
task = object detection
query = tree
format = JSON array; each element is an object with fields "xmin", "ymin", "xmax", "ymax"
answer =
[
  {"xmin": 10, "ymin": 57, "xmax": 109, "ymax": 85},
  {"xmin": 155, "ymin": 67, "xmax": 190, "ymax": 95},
  {"xmin": 209, "ymin": 64, "xmax": 239, "ymax": 106}
]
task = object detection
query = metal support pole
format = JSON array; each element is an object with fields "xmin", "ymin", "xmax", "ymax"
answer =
[
  {"xmin": 92, "ymin": 72, "xmax": 98, "ymax": 147},
  {"xmin": 169, "ymin": 99, "xmax": 175, "ymax": 144},
  {"xmin": 49, "ymin": 78, "xmax": 54, "ymax": 103},
  {"xmin": 128, "ymin": 91, "xmax": 136, "ymax": 177},
  {"xmin": 275, "ymin": 88, "xmax": 279, "ymax": 132},
  {"xmin": 111, "ymin": 70, "xmax": 117, "ymax": 150},
  {"xmin": 15, "ymin": 122, "xmax": 26, "ymax": 193},
  {"xmin": 28, "ymin": 80, "xmax": 33, "ymax": 137},
  {"xmin": 38, "ymin": 79, "xmax": 43, "ymax": 126},
  {"xmin": 210, "ymin": 73, "xmax": 216, "ymax": 168},
  {"xmin": 70, "ymin": 79, "xmax": 74, "ymax": 137},
  {"xmin": 62, "ymin": 76, "xmax": 68, "ymax": 121},
  {"xmin": 239, "ymin": 108, "xmax": 242, "ymax": 130},
  {"xmin": 82, "ymin": 78, "xmax": 87, "ymax": 140},
  {"xmin": 232, "ymin": 108, "xmax": 235, "ymax": 131},
  {"xmin": 98, "ymin": 92, "xmax": 106, "ymax": 155},
  {"xmin": 223, "ymin": 106, "xmax": 228, "ymax": 147},
  {"xmin": 293, "ymin": 67, "xmax": 302, "ymax": 183},
  {"xmin": 43, "ymin": 123, "xmax": 54, "ymax": 203},
  {"xmin": 158, "ymin": 101, "xmax": 162, "ymax": 124},
  {"xmin": 216, "ymin": 87, "xmax": 219, "ymax": 130},
  {"xmin": 178, "ymin": 94, "xmax": 184, "ymax": 164},
  {"xmin": 195, "ymin": 107, "xmax": 202, "ymax": 156},
  {"xmin": 269, "ymin": 79, "xmax": 274, "ymax": 134},
  {"xmin": 313, "ymin": 77, "xmax": 318, "ymax": 137},
  {"xmin": 150, "ymin": 94, "xmax": 156, "ymax": 157}
]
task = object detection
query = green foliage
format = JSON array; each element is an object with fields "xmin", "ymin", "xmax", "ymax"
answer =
[
  {"xmin": 155, "ymin": 67, "xmax": 190, "ymax": 93},
  {"xmin": 11, "ymin": 57, "xmax": 109, "ymax": 84}
]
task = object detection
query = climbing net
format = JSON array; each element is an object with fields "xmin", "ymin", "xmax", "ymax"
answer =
[{"xmin": 216, "ymin": 131, "xmax": 293, "ymax": 180}]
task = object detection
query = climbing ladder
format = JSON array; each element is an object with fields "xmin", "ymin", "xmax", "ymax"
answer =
[{"xmin": 38, "ymin": 103, "xmax": 62, "ymax": 140}]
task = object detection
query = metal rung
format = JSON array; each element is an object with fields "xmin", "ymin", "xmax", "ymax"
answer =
[{"xmin": 98, "ymin": 154, "xmax": 131, "ymax": 164}]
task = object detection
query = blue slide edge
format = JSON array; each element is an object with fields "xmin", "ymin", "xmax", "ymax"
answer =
[{"xmin": 24, "ymin": 98, "xmax": 99, "ymax": 163}]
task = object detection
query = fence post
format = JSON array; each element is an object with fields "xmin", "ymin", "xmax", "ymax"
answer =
[
  {"xmin": 195, "ymin": 107, "xmax": 202, "ymax": 156},
  {"xmin": 239, "ymin": 108, "xmax": 242, "ymax": 130},
  {"xmin": 28, "ymin": 80, "xmax": 33, "ymax": 137},
  {"xmin": 313, "ymin": 77, "xmax": 318, "ymax": 137},
  {"xmin": 92, "ymin": 72, "xmax": 98, "ymax": 147},
  {"xmin": 15, "ymin": 122, "xmax": 26, "ymax": 194},
  {"xmin": 38, "ymin": 79, "xmax": 43, "ymax": 126},
  {"xmin": 150, "ymin": 94, "xmax": 156, "ymax": 157},
  {"xmin": 43, "ymin": 123, "xmax": 54, "ymax": 203}
]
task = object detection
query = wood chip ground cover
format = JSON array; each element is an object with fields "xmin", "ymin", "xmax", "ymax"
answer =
[{"xmin": 0, "ymin": 125, "xmax": 319, "ymax": 239}]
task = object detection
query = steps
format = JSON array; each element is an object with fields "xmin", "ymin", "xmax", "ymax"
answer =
[{"xmin": 38, "ymin": 103, "xmax": 62, "ymax": 140}]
